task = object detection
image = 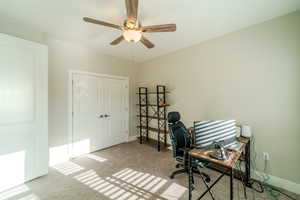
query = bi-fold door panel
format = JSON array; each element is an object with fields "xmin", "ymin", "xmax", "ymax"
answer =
[
  {"xmin": 104, "ymin": 78, "xmax": 129, "ymax": 146},
  {"xmin": 72, "ymin": 74, "xmax": 106, "ymax": 157}
]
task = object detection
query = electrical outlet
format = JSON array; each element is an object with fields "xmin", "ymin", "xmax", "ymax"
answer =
[{"xmin": 263, "ymin": 152, "xmax": 270, "ymax": 160}]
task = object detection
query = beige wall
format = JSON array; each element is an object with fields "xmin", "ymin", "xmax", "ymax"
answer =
[
  {"xmin": 137, "ymin": 11, "xmax": 300, "ymax": 184},
  {"xmin": 0, "ymin": 19, "xmax": 138, "ymax": 163}
]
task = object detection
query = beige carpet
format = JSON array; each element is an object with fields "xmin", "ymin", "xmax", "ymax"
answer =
[{"xmin": 1, "ymin": 140, "xmax": 299, "ymax": 200}]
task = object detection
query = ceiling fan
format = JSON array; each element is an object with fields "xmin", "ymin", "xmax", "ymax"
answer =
[{"xmin": 83, "ymin": 0, "xmax": 177, "ymax": 49}]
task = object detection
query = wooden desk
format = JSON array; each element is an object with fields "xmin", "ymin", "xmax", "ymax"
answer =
[
  {"xmin": 189, "ymin": 143, "xmax": 245, "ymax": 168},
  {"xmin": 189, "ymin": 135, "xmax": 251, "ymax": 185},
  {"xmin": 205, "ymin": 137, "xmax": 251, "ymax": 185},
  {"xmin": 188, "ymin": 138, "xmax": 250, "ymax": 200}
]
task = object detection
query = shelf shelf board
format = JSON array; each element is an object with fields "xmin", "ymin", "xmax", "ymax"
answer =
[
  {"xmin": 137, "ymin": 126, "xmax": 168, "ymax": 134},
  {"xmin": 136, "ymin": 91, "xmax": 170, "ymax": 95},
  {"xmin": 137, "ymin": 115, "xmax": 166, "ymax": 120},
  {"xmin": 136, "ymin": 104, "xmax": 170, "ymax": 107}
]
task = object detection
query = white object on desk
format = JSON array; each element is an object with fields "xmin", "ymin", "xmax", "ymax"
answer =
[
  {"xmin": 236, "ymin": 126, "xmax": 241, "ymax": 137},
  {"xmin": 241, "ymin": 125, "xmax": 252, "ymax": 138}
]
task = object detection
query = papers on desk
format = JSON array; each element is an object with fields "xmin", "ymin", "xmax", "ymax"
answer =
[{"xmin": 226, "ymin": 142, "xmax": 243, "ymax": 151}]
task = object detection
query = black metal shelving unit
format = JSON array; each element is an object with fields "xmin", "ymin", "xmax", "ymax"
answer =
[
  {"xmin": 137, "ymin": 87, "xmax": 149, "ymax": 144},
  {"xmin": 137, "ymin": 85, "xmax": 169, "ymax": 151}
]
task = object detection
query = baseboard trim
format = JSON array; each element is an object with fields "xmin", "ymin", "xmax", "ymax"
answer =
[
  {"xmin": 127, "ymin": 135, "xmax": 138, "ymax": 142},
  {"xmin": 253, "ymin": 170, "xmax": 300, "ymax": 195}
]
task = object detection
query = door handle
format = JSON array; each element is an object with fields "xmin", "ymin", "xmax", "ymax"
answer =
[
  {"xmin": 104, "ymin": 114, "xmax": 110, "ymax": 118},
  {"xmin": 98, "ymin": 114, "xmax": 104, "ymax": 118}
]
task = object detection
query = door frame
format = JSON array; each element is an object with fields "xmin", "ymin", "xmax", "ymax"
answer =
[{"xmin": 68, "ymin": 70, "xmax": 129, "ymax": 158}]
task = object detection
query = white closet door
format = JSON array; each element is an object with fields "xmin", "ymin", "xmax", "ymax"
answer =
[
  {"xmin": 72, "ymin": 74, "xmax": 106, "ymax": 156},
  {"xmin": 72, "ymin": 73, "xmax": 128, "ymax": 156},
  {"xmin": 104, "ymin": 78, "xmax": 128, "ymax": 146},
  {"xmin": 0, "ymin": 34, "xmax": 48, "ymax": 192}
]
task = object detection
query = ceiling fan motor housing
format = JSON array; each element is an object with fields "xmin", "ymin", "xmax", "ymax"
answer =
[{"xmin": 124, "ymin": 19, "xmax": 140, "ymax": 30}]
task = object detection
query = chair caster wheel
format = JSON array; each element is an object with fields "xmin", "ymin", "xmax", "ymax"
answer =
[
  {"xmin": 201, "ymin": 173, "xmax": 211, "ymax": 183},
  {"xmin": 170, "ymin": 175, "xmax": 175, "ymax": 179},
  {"xmin": 191, "ymin": 184, "xmax": 195, "ymax": 191},
  {"xmin": 175, "ymin": 164, "xmax": 180, "ymax": 168},
  {"xmin": 205, "ymin": 177, "xmax": 211, "ymax": 183}
]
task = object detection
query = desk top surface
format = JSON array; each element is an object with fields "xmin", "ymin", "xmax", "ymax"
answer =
[{"xmin": 189, "ymin": 137, "xmax": 249, "ymax": 168}]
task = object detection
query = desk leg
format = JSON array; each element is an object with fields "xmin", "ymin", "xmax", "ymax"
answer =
[
  {"xmin": 188, "ymin": 155, "xmax": 192, "ymax": 200},
  {"xmin": 230, "ymin": 168, "xmax": 234, "ymax": 200},
  {"xmin": 245, "ymin": 140, "xmax": 251, "ymax": 187}
]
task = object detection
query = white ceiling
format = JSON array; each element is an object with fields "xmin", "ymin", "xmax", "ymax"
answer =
[{"xmin": 1, "ymin": 0, "xmax": 300, "ymax": 62}]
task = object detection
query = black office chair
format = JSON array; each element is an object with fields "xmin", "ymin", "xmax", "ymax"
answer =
[
  {"xmin": 168, "ymin": 112, "xmax": 215, "ymax": 200},
  {"xmin": 167, "ymin": 112, "xmax": 211, "ymax": 181}
]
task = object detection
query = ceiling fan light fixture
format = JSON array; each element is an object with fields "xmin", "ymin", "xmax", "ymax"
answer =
[{"xmin": 123, "ymin": 29, "xmax": 142, "ymax": 43}]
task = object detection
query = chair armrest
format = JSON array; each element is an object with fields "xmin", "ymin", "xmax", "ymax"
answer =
[{"xmin": 178, "ymin": 147, "xmax": 191, "ymax": 152}]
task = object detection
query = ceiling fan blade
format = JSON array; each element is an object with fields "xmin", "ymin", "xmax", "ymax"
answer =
[
  {"xmin": 110, "ymin": 36, "xmax": 124, "ymax": 45},
  {"xmin": 125, "ymin": 0, "xmax": 138, "ymax": 22},
  {"xmin": 141, "ymin": 24, "xmax": 177, "ymax": 33},
  {"xmin": 140, "ymin": 36, "xmax": 154, "ymax": 49},
  {"xmin": 83, "ymin": 17, "xmax": 122, "ymax": 30}
]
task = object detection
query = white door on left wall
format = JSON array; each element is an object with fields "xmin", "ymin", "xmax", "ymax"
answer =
[{"xmin": 0, "ymin": 34, "xmax": 48, "ymax": 192}]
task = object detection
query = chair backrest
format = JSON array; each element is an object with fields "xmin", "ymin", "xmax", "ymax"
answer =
[
  {"xmin": 167, "ymin": 112, "xmax": 191, "ymax": 158},
  {"xmin": 194, "ymin": 120, "xmax": 236, "ymax": 149}
]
